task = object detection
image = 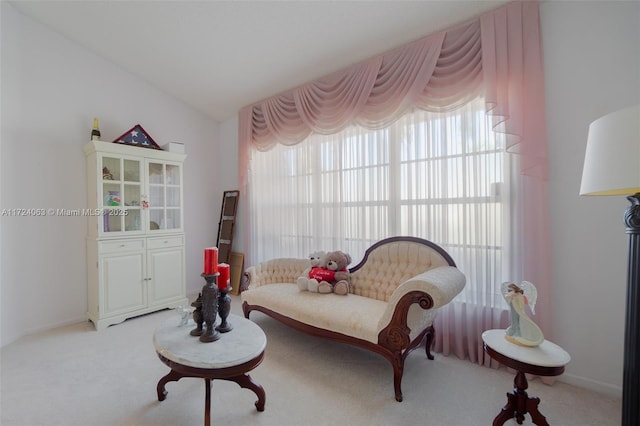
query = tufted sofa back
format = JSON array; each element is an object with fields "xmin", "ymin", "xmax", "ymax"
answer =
[
  {"xmin": 349, "ymin": 237, "xmax": 455, "ymax": 302},
  {"xmin": 244, "ymin": 237, "xmax": 456, "ymax": 302},
  {"xmin": 248, "ymin": 258, "xmax": 310, "ymax": 287}
]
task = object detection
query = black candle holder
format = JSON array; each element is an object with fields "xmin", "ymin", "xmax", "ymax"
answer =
[
  {"xmin": 216, "ymin": 287, "xmax": 233, "ymax": 333},
  {"xmin": 198, "ymin": 273, "xmax": 221, "ymax": 343}
]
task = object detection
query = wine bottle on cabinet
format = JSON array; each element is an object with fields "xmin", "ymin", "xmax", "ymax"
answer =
[{"xmin": 91, "ymin": 118, "xmax": 101, "ymax": 141}]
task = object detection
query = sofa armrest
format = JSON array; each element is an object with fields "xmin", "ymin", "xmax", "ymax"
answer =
[
  {"xmin": 243, "ymin": 258, "xmax": 310, "ymax": 290},
  {"xmin": 377, "ymin": 266, "xmax": 466, "ymax": 334}
]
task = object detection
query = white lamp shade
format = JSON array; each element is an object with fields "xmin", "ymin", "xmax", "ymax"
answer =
[{"xmin": 580, "ymin": 104, "xmax": 640, "ymax": 196}]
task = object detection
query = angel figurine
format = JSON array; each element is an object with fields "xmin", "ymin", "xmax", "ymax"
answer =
[{"xmin": 501, "ymin": 281, "xmax": 544, "ymax": 347}]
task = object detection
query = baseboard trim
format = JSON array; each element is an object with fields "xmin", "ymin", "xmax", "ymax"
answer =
[
  {"xmin": 558, "ymin": 372, "xmax": 622, "ymax": 398},
  {"xmin": 2, "ymin": 314, "xmax": 88, "ymax": 348}
]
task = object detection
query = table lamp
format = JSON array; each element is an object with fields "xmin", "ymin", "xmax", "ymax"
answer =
[{"xmin": 580, "ymin": 104, "xmax": 640, "ymax": 426}]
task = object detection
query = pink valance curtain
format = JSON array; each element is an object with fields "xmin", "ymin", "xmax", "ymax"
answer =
[{"xmin": 239, "ymin": 0, "xmax": 548, "ymax": 187}]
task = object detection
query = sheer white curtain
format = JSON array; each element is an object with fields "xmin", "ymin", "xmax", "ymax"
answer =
[{"xmin": 247, "ymin": 98, "xmax": 518, "ymax": 362}]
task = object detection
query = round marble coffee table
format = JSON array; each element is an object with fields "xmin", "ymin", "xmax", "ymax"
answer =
[
  {"xmin": 482, "ymin": 329, "xmax": 571, "ymax": 426},
  {"xmin": 153, "ymin": 314, "xmax": 266, "ymax": 426}
]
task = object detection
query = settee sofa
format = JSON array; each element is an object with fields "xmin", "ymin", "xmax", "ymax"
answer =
[{"xmin": 241, "ymin": 236, "xmax": 466, "ymax": 401}]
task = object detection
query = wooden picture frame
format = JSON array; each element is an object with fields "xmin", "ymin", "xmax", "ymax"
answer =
[
  {"xmin": 229, "ymin": 252, "xmax": 244, "ymax": 295},
  {"xmin": 216, "ymin": 190, "xmax": 239, "ymax": 264}
]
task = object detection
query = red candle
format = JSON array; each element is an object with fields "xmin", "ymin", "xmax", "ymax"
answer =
[
  {"xmin": 217, "ymin": 263, "xmax": 230, "ymax": 291},
  {"xmin": 204, "ymin": 247, "xmax": 218, "ymax": 274}
]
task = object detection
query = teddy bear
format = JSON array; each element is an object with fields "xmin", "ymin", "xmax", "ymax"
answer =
[
  {"xmin": 297, "ymin": 251, "xmax": 326, "ymax": 292},
  {"xmin": 316, "ymin": 250, "xmax": 352, "ymax": 296}
]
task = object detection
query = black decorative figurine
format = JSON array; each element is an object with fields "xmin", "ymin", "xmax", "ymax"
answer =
[{"xmin": 199, "ymin": 273, "xmax": 221, "ymax": 342}]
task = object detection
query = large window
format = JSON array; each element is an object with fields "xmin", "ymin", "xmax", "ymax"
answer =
[{"xmin": 249, "ymin": 97, "xmax": 512, "ymax": 308}]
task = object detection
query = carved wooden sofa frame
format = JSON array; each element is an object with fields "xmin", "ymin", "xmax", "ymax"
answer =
[{"xmin": 241, "ymin": 236, "xmax": 466, "ymax": 402}]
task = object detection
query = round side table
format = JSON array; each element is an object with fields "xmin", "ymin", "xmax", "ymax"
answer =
[
  {"xmin": 153, "ymin": 314, "xmax": 267, "ymax": 426},
  {"xmin": 482, "ymin": 329, "xmax": 571, "ymax": 426}
]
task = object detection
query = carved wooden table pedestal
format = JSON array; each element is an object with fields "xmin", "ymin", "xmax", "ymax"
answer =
[
  {"xmin": 482, "ymin": 329, "xmax": 571, "ymax": 426},
  {"xmin": 154, "ymin": 314, "xmax": 266, "ymax": 426}
]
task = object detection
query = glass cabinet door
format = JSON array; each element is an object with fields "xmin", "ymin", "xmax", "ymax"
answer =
[
  {"xmin": 100, "ymin": 155, "xmax": 142, "ymax": 234},
  {"xmin": 147, "ymin": 161, "xmax": 182, "ymax": 232}
]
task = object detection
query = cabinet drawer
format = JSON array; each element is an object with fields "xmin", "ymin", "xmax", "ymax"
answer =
[
  {"xmin": 99, "ymin": 239, "xmax": 145, "ymax": 254},
  {"xmin": 147, "ymin": 235, "xmax": 184, "ymax": 249}
]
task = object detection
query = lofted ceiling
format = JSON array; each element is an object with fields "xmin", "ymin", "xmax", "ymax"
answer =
[{"xmin": 11, "ymin": 0, "xmax": 509, "ymax": 122}]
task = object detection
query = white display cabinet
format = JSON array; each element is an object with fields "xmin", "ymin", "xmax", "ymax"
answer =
[{"xmin": 84, "ymin": 141, "xmax": 188, "ymax": 330}]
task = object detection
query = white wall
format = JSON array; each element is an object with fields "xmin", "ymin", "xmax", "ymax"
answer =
[
  {"xmin": 541, "ymin": 0, "xmax": 640, "ymax": 395},
  {"xmin": 0, "ymin": 3, "xmax": 222, "ymax": 346},
  {"xmin": 218, "ymin": 114, "xmax": 246, "ymax": 254}
]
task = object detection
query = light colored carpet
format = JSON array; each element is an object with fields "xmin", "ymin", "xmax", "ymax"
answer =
[{"xmin": 1, "ymin": 296, "xmax": 620, "ymax": 426}]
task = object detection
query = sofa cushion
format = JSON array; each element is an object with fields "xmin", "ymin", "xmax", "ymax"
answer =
[{"xmin": 241, "ymin": 283, "xmax": 388, "ymax": 343}]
